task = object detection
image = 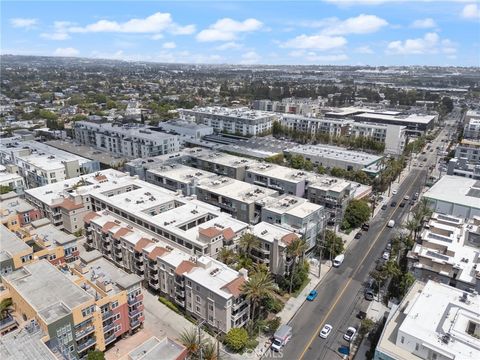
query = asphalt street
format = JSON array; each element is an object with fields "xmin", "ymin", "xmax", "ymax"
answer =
[{"xmin": 271, "ymin": 123, "xmax": 454, "ymax": 360}]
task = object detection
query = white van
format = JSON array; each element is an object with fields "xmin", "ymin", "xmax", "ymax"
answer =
[
  {"xmin": 333, "ymin": 254, "xmax": 345, "ymax": 267},
  {"xmin": 387, "ymin": 220, "xmax": 395, "ymax": 228}
]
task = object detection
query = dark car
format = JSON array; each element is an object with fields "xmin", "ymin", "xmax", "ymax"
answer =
[
  {"xmin": 357, "ymin": 311, "xmax": 367, "ymax": 320},
  {"xmin": 399, "ymin": 202, "xmax": 406, "ymax": 208},
  {"xmin": 361, "ymin": 223, "xmax": 370, "ymax": 231},
  {"xmin": 364, "ymin": 289, "xmax": 375, "ymax": 301},
  {"xmin": 391, "ymin": 201, "xmax": 397, "ymax": 207},
  {"xmin": 355, "ymin": 232, "xmax": 362, "ymax": 239}
]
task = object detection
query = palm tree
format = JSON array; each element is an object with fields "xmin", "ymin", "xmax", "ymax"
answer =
[
  {"xmin": 404, "ymin": 218, "xmax": 421, "ymax": 239},
  {"xmin": 0, "ymin": 298, "xmax": 12, "ymax": 320},
  {"xmin": 241, "ymin": 270, "xmax": 276, "ymax": 321},
  {"xmin": 238, "ymin": 233, "xmax": 260, "ymax": 257},
  {"xmin": 286, "ymin": 237, "xmax": 307, "ymax": 293},
  {"xmin": 202, "ymin": 340, "xmax": 220, "ymax": 360},
  {"xmin": 218, "ymin": 248, "xmax": 236, "ymax": 266},
  {"xmin": 179, "ymin": 327, "xmax": 202, "ymax": 358}
]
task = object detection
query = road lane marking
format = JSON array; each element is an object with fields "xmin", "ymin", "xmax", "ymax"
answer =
[{"xmin": 297, "ymin": 170, "xmax": 423, "ymax": 360}]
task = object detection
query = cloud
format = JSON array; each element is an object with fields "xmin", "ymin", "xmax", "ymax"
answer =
[
  {"xmin": 10, "ymin": 18, "xmax": 37, "ymax": 29},
  {"xmin": 281, "ymin": 34, "xmax": 347, "ymax": 50},
  {"xmin": 462, "ymin": 3, "xmax": 480, "ymax": 19},
  {"xmin": 240, "ymin": 51, "xmax": 261, "ymax": 64},
  {"xmin": 64, "ymin": 12, "xmax": 195, "ymax": 36},
  {"xmin": 163, "ymin": 42, "xmax": 176, "ymax": 49},
  {"xmin": 54, "ymin": 47, "xmax": 79, "ymax": 57},
  {"xmin": 321, "ymin": 14, "xmax": 388, "ymax": 35},
  {"xmin": 40, "ymin": 21, "xmax": 76, "ymax": 41},
  {"xmin": 354, "ymin": 46, "xmax": 374, "ymax": 54},
  {"xmin": 410, "ymin": 18, "xmax": 437, "ymax": 28},
  {"xmin": 289, "ymin": 50, "xmax": 348, "ymax": 63},
  {"xmin": 386, "ymin": 32, "xmax": 457, "ymax": 55},
  {"xmin": 151, "ymin": 34, "xmax": 164, "ymax": 40},
  {"xmin": 196, "ymin": 18, "xmax": 262, "ymax": 42},
  {"xmin": 215, "ymin": 42, "xmax": 242, "ymax": 50},
  {"xmin": 41, "ymin": 32, "xmax": 70, "ymax": 40}
]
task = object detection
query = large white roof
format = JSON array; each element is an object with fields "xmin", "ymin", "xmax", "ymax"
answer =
[{"xmin": 424, "ymin": 175, "xmax": 480, "ymax": 210}]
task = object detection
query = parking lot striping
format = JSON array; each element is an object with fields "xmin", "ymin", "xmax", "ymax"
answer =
[{"xmin": 297, "ymin": 169, "xmax": 424, "ymax": 360}]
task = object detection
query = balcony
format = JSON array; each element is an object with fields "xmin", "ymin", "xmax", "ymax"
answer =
[
  {"xmin": 130, "ymin": 319, "xmax": 141, "ymax": 329},
  {"xmin": 148, "ymin": 280, "xmax": 159, "ymax": 289},
  {"xmin": 175, "ymin": 288, "xmax": 185, "ymax": 297},
  {"xmin": 104, "ymin": 333, "xmax": 116, "ymax": 345},
  {"xmin": 103, "ymin": 322, "xmax": 115, "ymax": 333},
  {"xmin": 174, "ymin": 276, "xmax": 184, "ymax": 286},
  {"xmin": 75, "ymin": 325, "xmax": 95, "ymax": 340},
  {"xmin": 128, "ymin": 305, "xmax": 144, "ymax": 317},
  {"xmin": 128, "ymin": 294, "xmax": 143, "ymax": 306},
  {"xmin": 135, "ymin": 263, "xmax": 145, "ymax": 271},
  {"xmin": 77, "ymin": 337, "xmax": 96, "ymax": 353},
  {"xmin": 148, "ymin": 261, "xmax": 157, "ymax": 270},
  {"xmin": 102, "ymin": 310, "xmax": 114, "ymax": 321}
]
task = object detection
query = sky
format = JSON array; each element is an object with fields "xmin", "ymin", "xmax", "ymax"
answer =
[{"xmin": 1, "ymin": 0, "xmax": 479, "ymax": 66}]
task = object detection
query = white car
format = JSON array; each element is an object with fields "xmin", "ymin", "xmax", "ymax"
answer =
[
  {"xmin": 382, "ymin": 251, "xmax": 390, "ymax": 261},
  {"xmin": 392, "ymin": 190, "xmax": 398, "ymax": 195},
  {"xmin": 344, "ymin": 327, "xmax": 357, "ymax": 342},
  {"xmin": 319, "ymin": 324, "xmax": 333, "ymax": 339},
  {"xmin": 404, "ymin": 195, "xmax": 410, "ymax": 201}
]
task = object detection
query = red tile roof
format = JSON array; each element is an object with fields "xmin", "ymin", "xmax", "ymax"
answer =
[
  {"xmin": 175, "ymin": 260, "xmax": 197, "ymax": 276},
  {"xmin": 101, "ymin": 221, "xmax": 117, "ymax": 234},
  {"xmin": 57, "ymin": 198, "xmax": 83, "ymax": 211},
  {"xmin": 221, "ymin": 276, "xmax": 245, "ymax": 298},
  {"xmin": 147, "ymin": 246, "xmax": 169, "ymax": 261},
  {"xmin": 83, "ymin": 211, "xmax": 100, "ymax": 224},
  {"xmin": 112, "ymin": 227, "xmax": 132, "ymax": 240},
  {"xmin": 94, "ymin": 174, "xmax": 108, "ymax": 182},
  {"xmin": 222, "ymin": 227, "xmax": 235, "ymax": 241},
  {"xmin": 134, "ymin": 238, "xmax": 153, "ymax": 252},
  {"xmin": 281, "ymin": 233, "xmax": 299, "ymax": 246},
  {"xmin": 199, "ymin": 227, "xmax": 222, "ymax": 239}
]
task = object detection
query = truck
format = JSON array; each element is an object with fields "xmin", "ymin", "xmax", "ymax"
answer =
[{"xmin": 271, "ymin": 324, "xmax": 292, "ymax": 351}]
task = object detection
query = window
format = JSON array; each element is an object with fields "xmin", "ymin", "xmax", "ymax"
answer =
[
  {"xmin": 114, "ymin": 313, "xmax": 121, "ymax": 321},
  {"xmin": 196, "ymin": 306, "xmax": 201, "ymax": 314},
  {"xmin": 111, "ymin": 301, "xmax": 119, "ymax": 309},
  {"xmin": 415, "ymin": 343, "xmax": 419, "ymax": 351},
  {"xmin": 196, "ymin": 295, "xmax": 201, "ymax": 303},
  {"xmin": 114, "ymin": 325, "xmax": 122, "ymax": 332},
  {"xmin": 400, "ymin": 336, "xmax": 404, "ymax": 344}
]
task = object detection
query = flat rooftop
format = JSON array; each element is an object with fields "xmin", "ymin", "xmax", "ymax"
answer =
[
  {"xmin": 0, "ymin": 224, "xmax": 32, "ymax": 257},
  {"xmin": 191, "ymin": 149, "xmax": 256, "ymax": 169},
  {"xmin": 424, "ymin": 175, "xmax": 480, "ymax": 211},
  {"xmin": 182, "ymin": 106, "xmax": 275, "ymax": 120},
  {"xmin": 3, "ymin": 260, "xmax": 93, "ymax": 325},
  {"xmin": 128, "ymin": 336, "xmax": 186, "ymax": 360},
  {"xmin": 252, "ymin": 221, "xmax": 298, "ymax": 247},
  {"xmin": 0, "ymin": 326, "xmax": 56, "ymax": 360},
  {"xmin": 1, "ymin": 196, "xmax": 34, "ymax": 222},
  {"xmin": 288, "ymin": 144, "xmax": 382, "ymax": 166},
  {"xmin": 247, "ymin": 162, "xmax": 309, "ymax": 184},
  {"xmin": 75, "ymin": 121, "xmax": 177, "ymax": 141},
  {"xmin": 147, "ymin": 163, "xmax": 215, "ymax": 184},
  {"xmin": 257, "ymin": 194, "xmax": 322, "ymax": 218},
  {"xmin": 32, "ymin": 223, "xmax": 77, "ymax": 246},
  {"xmin": 354, "ymin": 112, "xmax": 436, "ymax": 125}
]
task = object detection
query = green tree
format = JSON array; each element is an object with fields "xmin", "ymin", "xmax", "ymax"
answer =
[
  {"xmin": 342, "ymin": 199, "xmax": 371, "ymax": 230},
  {"xmin": 38, "ymin": 109, "xmax": 58, "ymax": 121},
  {"xmin": 179, "ymin": 327, "xmax": 203, "ymax": 357},
  {"xmin": 224, "ymin": 328, "xmax": 249, "ymax": 353},
  {"xmin": 322, "ymin": 230, "xmax": 344, "ymax": 259},
  {"xmin": 238, "ymin": 233, "xmax": 260, "ymax": 256},
  {"xmin": 0, "ymin": 185, "xmax": 13, "ymax": 195},
  {"xmin": 286, "ymin": 237, "xmax": 307, "ymax": 293},
  {"xmin": 289, "ymin": 155, "xmax": 305, "ymax": 169},
  {"xmin": 202, "ymin": 340, "xmax": 220, "ymax": 360},
  {"xmin": 241, "ymin": 270, "xmax": 276, "ymax": 320},
  {"xmin": 218, "ymin": 248, "xmax": 237, "ymax": 266},
  {"xmin": 86, "ymin": 350, "xmax": 105, "ymax": 360}
]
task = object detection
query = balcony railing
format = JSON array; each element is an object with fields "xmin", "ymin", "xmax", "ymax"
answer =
[
  {"xmin": 75, "ymin": 325, "xmax": 95, "ymax": 340},
  {"xmin": 77, "ymin": 337, "xmax": 96, "ymax": 353},
  {"xmin": 102, "ymin": 310, "xmax": 114, "ymax": 321},
  {"xmin": 130, "ymin": 319, "xmax": 141, "ymax": 328},
  {"xmin": 104, "ymin": 333, "xmax": 116, "ymax": 345},
  {"xmin": 128, "ymin": 295, "xmax": 143, "ymax": 306},
  {"xmin": 103, "ymin": 322, "xmax": 115, "ymax": 333}
]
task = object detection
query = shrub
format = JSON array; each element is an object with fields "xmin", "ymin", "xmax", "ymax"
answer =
[
  {"xmin": 158, "ymin": 296, "xmax": 180, "ymax": 314},
  {"xmin": 264, "ymin": 317, "xmax": 281, "ymax": 335},
  {"xmin": 263, "ymin": 296, "xmax": 284, "ymax": 314},
  {"xmin": 224, "ymin": 328, "xmax": 249, "ymax": 352},
  {"xmin": 246, "ymin": 338, "xmax": 259, "ymax": 350},
  {"xmin": 87, "ymin": 350, "xmax": 105, "ymax": 360}
]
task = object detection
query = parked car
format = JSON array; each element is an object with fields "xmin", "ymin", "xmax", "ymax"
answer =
[
  {"xmin": 392, "ymin": 189, "xmax": 398, "ymax": 195},
  {"xmin": 381, "ymin": 203, "xmax": 388, "ymax": 210},
  {"xmin": 319, "ymin": 324, "xmax": 333, "ymax": 339},
  {"xmin": 399, "ymin": 202, "xmax": 406, "ymax": 208},
  {"xmin": 356, "ymin": 311, "xmax": 367, "ymax": 320},
  {"xmin": 404, "ymin": 195, "xmax": 410, "ymax": 201},
  {"xmin": 306, "ymin": 290, "xmax": 318, "ymax": 301},
  {"xmin": 355, "ymin": 232, "xmax": 363, "ymax": 239},
  {"xmin": 364, "ymin": 289, "xmax": 375, "ymax": 301},
  {"xmin": 391, "ymin": 201, "xmax": 397, "ymax": 207},
  {"xmin": 361, "ymin": 223, "xmax": 370, "ymax": 231},
  {"xmin": 382, "ymin": 251, "xmax": 390, "ymax": 261},
  {"xmin": 386, "ymin": 243, "xmax": 392, "ymax": 251},
  {"xmin": 344, "ymin": 327, "xmax": 357, "ymax": 342}
]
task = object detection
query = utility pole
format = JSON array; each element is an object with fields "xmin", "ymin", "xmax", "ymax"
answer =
[{"xmin": 197, "ymin": 319, "xmax": 205, "ymax": 360}]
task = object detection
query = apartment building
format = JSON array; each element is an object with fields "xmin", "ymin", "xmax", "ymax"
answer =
[
  {"xmin": 0, "ymin": 324, "xmax": 57, "ymax": 360},
  {"xmin": 252, "ymin": 97, "xmax": 326, "ymax": 116},
  {"xmin": 257, "ymin": 194, "xmax": 324, "ymax": 251},
  {"xmin": 463, "ymin": 110, "xmax": 480, "ymax": 139},
  {"xmin": 454, "ymin": 139, "xmax": 480, "ymax": 164},
  {"xmin": 251, "ymin": 222, "xmax": 299, "ymax": 277},
  {"xmin": 1, "ymin": 191, "xmax": 42, "ymax": 230},
  {"xmin": 0, "ymin": 224, "xmax": 34, "ymax": 277},
  {"xmin": 74, "ymin": 121, "xmax": 180, "ymax": 158},
  {"xmin": 286, "ymin": 144, "xmax": 383, "ymax": 171},
  {"xmin": 188, "ymin": 149, "xmax": 256, "ymax": 180},
  {"xmin": 374, "ymin": 280, "xmax": 480, "ymax": 360},
  {"xmin": 349, "ymin": 123, "xmax": 407, "ymax": 155},
  {"xmin": 0, "ymin": 138, "xmax": 100, "ymax": 188},
  {"xmin": 407, "ymin": 213, "xmax": 480, "ymax": 292},
  {"xmin": 447, "ymin": 157, "xmax": 480, "ymax": 180},
  {"xmin": 0, "ymin": 168, "xmax": 25, "ymax": 194},
  {"xmin": 2, "ymin": 258, "xmax": 144, "ymax": 359},
  {"xmin": 179, "ymin": 107, "xmax": 278, "ymax": 136},
  {"xmin": 155, "ymin": 119, "xmax": 214, "ymax": 142},
  {"xmin": 84, "ymin": 213, "xmax": 249, "ymax": 334},
  {"xmin": 279, "ymin": 115, "xmax": 351, "ymax": 138}
]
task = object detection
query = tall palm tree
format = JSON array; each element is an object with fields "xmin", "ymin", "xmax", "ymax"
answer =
[
  {"xmin": 202, "ymin": 340, "xmax": 220, "ymax": 360},
  {"xmin": 238, "ymin": 233, "xmax": 260, "ymax": 257},
  {"xmin": 241, "ymin": 270, "xmax": 276, "ymax": 321},
  {"xmin": 179, "ymin": 327, "xmax": 202, "ymax": 358},
  {"xmin": 286, "ymin": 237, "xmax": 307, "ymax": 293},
  {"xmin": 218, "ymin": 248, "xmax": 236, "ymax": 266}
]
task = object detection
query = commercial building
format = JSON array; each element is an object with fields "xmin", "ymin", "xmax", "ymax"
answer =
[
  {"xmin": 285, "ymin": 144, "xmax": 383, "ymax": 171},
  {"xmin": 154, "ymin": 119, "xmax": 214, "ymax": 143},
  {"xmin": 2, "ymin": 258, "xmax": 144, "ymax": 359},
  {"xmin": 407, "ymin": 213, "xmax": 480, "ymax": 292},
  {"xmin": 0, "ymin": 138, "xmax": 100, "ymax": 188},
  {"xmin": 128, "ymin": 336, "xmax": 187, "ymax": 360},
  {"xmin": 84, "ymin": 213, "xmax": 250, "ymax": 334},
  {"xmin": 423, "ymin": 175, "xmax": 480, "ymax": 219},
  {"xmin": 73, "ymin": 121, "xmax": 180, "ymax": 158},
  {"xmin": 26, "ymin": 169, "xmax": 248, "ymax": 255},
  {"xmin": 374, "ymin": 280, "xmax": 480, "ymax": 360},
  {"xmin": 179, "ymin": 107, "xmax": 278, "ymax": 136}
]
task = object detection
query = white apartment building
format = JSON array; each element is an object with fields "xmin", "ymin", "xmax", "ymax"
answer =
[
  {"xmin": 179, "ymin": 107, "xmax": 278, "ymax": 136},
  {"xmin": 24, "ymin": 170, "xmax": 248, "ymax": 253},
  {"xmin": 74, "ymin": 121, "xmax": 180, "ymax": 158},
  {"xmin": 463, "ymin": 110, "xmax": 480, "ymax": 140},
  {"xmin": 374, "ymin": 280, "xmax": 480, "ymax": 360},
  {"xmin": 0, "ymin": 168, "xmax": 25, "ymax": 194},
  {"xmin": 407, "ymin": 213, "xmax": 480, "ymax": 292},
  {"xmin": 454, "ymin": 139, "xmax": 480, "ymax": 164},
  {"xmin": 155, "ymin": 119, "xmax": 214, "ymax": 143},
  {"xmin": 0, "ymin": 138, "xmax": 100, "ymax": 188},
  {"xmin": 350, "ymin": 123, "xmax": 407, "ymax": 155},
  {"xmin": 252, "ymin": 97, "xmax": 327, "ymax": 116},
  {"xmin": 84, "ymin": 212, "xmax": 249, "ymax": 333},
  {"xmin": 279, "ymin": 115, "xmax": 351, "ymax": 138}
]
